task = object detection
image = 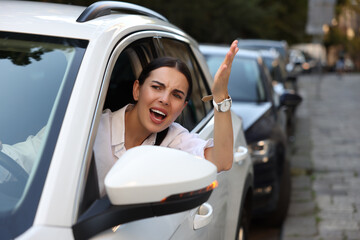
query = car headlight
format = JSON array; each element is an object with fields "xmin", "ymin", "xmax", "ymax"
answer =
[{"xmin": 247, "ymin": 139, "xmax": 275, "ymax": 164}]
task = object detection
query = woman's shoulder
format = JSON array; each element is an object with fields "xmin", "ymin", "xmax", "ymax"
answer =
[
  {"xmin": 166, "ymin": 122, "xmax": 192, "ymax": 140},
  {"xmin": 169, "ymin": 122, "xmax": 189, "ymax": 132}
]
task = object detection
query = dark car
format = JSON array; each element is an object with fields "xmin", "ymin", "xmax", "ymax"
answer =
[
  {"xmin": 237, "ymin": 39, "xmax": 289, "ymax": 64},
  {"xmin": 259, "ymin": 49, "xmax": 302, "ymax": 140},
  {"xmin": 237, "ymin": 39, "xmax": 299, "ymax": 93},
  {"xmin": 200, "ymin": 44, "xmax": 301, "ymax": 226}
]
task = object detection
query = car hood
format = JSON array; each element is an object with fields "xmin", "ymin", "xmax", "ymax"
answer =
[{"xmin": 231, "ymin": 102, "xmax": 272, "ymax": 131}]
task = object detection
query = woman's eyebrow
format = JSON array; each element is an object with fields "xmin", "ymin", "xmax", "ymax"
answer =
[
  {"xmin": 173, "ymin": 89, "xmax": 185, "ymax": 96},
  {"xmin": 151, "ymin": 80, "xmax": 165, "ymax": 87},
  {"xmin": 151, "ymin": 80, "xmax": 185, "ymax": 96}
]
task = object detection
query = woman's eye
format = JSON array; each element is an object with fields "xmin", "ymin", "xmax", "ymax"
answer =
[
  {"xmin": 173, "ymin": 93, "xmax": 183, "ymax": 100},
  {"xmin": 152, "ymin": 85, "xmax": 161, "ymax": 90}
]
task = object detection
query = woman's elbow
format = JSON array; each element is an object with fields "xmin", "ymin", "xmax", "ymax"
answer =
[{"xmin": 217, "ymin": 158, "xmax": 233, "ymax": 172}]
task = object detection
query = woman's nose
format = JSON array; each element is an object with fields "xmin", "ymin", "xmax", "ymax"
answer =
[{"xmin": 159, "ymin": 92, "xmax": 170, "ymax": 105}]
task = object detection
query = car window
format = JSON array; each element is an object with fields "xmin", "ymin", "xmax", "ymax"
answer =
[
  {"xmin": 259, "ymin": 60, "xmax": 275, "ymax": 102},
  {"xmin": 205, "ymin": 55, "xmax": 266, "ymax": 102},
  {"xmin": 103, "ymin": 39, "xmax": 155, "ymax": 112},
  {"xmin": 103, "ymin": 37, "xmax": 212, "ymax": 131},
  {"xmin": 158, "ymin": 38, "xmax": 212, "ymax": 130}
]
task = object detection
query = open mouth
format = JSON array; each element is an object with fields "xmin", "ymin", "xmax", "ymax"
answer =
[{"xmin": 150, "ymin": 108, "xmax": 167, "ymax": 121}]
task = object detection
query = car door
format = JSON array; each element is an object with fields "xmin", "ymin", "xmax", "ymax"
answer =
[{"xmin": 75, "ymin": 31, "xmax": 249, "ymax": 240}]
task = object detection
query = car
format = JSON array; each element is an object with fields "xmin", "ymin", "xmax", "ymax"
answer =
[
  {"xmin": 237, "ymin": 39, "xmax": 289, "ymax": 65},
  {"xmin": 200, "ymin": 44, "xmax": 301, "ymax": 227},
  {"xmin": 237, "ymin": 39, "xmax": 299, "ymax": 93},
  {"xmin": 287, "ymin": 48, "xmax": 307, "ymax": 76},
  {"xmin": 0, "ymin": 1, "xmax": 254, "ymax": 239},
  {"xmin": 259, "ymin": 49, "xmax": 302, "ymax": 140}
]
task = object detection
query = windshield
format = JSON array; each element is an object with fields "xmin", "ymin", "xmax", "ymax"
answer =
[
  {"xmin": 0, "ymin": 32, "xmax": 87, "ymax": 238},
  {"xmin": 205, "ymin": 54, "xmax": 266, "ymax": 102}
]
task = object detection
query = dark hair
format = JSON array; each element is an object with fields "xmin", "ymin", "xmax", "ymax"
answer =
[{"xmin": 138, "ymin": 57, "xmax": 193, "ymax": 101}]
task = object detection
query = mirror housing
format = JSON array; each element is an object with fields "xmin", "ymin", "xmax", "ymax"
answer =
[
  {"xmin": 73, "ymin": 146, "xmax": 217, "ymax": 239},
  {"xmin": 105, "ymin": 145, "xmax": 217, "ymax": 205},
  {"xmin": 280, "ymin": 90, "xmax": 302, "ymax": 108}
]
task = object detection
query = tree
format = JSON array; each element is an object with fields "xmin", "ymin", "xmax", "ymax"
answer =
[{"xmin": 30, "ymin": 0, "xmax": 309, "ymax": 44}]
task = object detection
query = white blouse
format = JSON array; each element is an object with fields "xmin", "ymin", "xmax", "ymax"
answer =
[{"xmin": 93, "ymin": 104, "xmax": 214, "ymax": 196}]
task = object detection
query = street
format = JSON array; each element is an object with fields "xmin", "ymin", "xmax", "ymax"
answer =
[{"xmin": 249, "ymin": 72, "xmax": 360, "ymax": 240}]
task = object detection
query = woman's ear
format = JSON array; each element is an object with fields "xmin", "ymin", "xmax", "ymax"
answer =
[{"xmin": 133, "ymin": 80, "xmax": 140, "ymax": 101}]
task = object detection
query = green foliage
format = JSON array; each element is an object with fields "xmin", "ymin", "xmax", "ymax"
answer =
[
  {"xmin": 127, "ymin": 0, "xmax": 309, "ymax": 44},
  {"xmin": 29, "ymin": 0, "xmax": 309, "ymax": 44},
  {"xmin": 323, "ymin": 27, "xmax": 347, "ymax": 48}
]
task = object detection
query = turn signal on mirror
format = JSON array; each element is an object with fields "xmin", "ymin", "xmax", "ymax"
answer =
[{"xmin": 161, "ymin": 180, "xmax": 218, "ymax": 203}]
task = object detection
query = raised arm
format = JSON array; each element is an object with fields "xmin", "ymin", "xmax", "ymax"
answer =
[{"xmin": 204, "ymin": 40, "xmax": 239, "ymax": 172}]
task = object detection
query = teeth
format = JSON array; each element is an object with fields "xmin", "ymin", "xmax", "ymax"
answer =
[{"xmin": 151, "ymin": 109, "xmax": 166, "ymax": 116}]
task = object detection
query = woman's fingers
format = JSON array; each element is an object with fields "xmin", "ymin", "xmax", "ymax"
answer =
[
  {"xmin": 223, "ymin": 40, "xmax": 238, "ymax": 65},
  {"xmin": 215, "ymin": 40, "xmax": 238, "ymax": 80},
  {"xmin": 212, "ymin": 40, "xmax": 239, "ymax": 99}
]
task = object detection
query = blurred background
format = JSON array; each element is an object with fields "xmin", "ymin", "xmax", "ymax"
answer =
[{"xmin": 34, "ymin": 0, "xmax": 360, "ymax": 72}]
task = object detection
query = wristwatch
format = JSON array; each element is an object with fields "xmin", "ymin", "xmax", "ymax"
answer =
[{"xmin": 213, "ymin": 96, "xmax": 232, "ymax": 112}]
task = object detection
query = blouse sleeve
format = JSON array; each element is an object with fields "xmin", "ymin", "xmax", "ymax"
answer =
[
  {"xmin": 1, "ymin": 126, "xmax": 46, "ymax": 174},
  {"xmin": 163, "ymin": 123, "xmax": 214, "ymax": 159}
]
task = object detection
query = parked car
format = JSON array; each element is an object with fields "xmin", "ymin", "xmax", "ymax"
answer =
[
  {"xmin": 237, "ymin": 39, "xmax": 289, "ymax": 65},
  {"xmin": 287, "ymin": 48, "xmax": 307, "ymax": 75},
  {"xmin": 237, "ymin": 39, "xmax": 298, "ymax": 93},
  {"xmin": 0, "ymin": 1, "xmax": 253, "ymax": 239},
  {"xmin": 259, "ymin": 49, "xmax": 302, "ymax": 140},
  {"xmin": 200, "ymin": 44, "xmax": 301, "ymax": 227}
]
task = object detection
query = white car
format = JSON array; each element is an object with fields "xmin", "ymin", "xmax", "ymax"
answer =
[{"xmin": 0, "ymin": 1, "xmax": 253, "ymax": 240}]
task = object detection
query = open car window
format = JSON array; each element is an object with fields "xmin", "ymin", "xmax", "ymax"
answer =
[{"xmin": 158, "ymin": 38, "xmax": 212, "ymax": 130}]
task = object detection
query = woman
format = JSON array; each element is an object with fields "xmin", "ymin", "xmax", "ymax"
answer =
[{"xmin": 94, "ymin": 40, "xmax": 239, "ymax": 196}]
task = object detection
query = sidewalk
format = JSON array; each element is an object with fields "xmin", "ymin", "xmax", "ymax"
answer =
[{"xmin": 281, "ymin": 73, "xmax": 360, "ymax": 240}]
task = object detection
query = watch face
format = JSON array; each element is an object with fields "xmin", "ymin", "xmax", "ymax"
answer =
[{"xmin": 220, "ymin": 100, "xmax": 231, "ymax": 111}]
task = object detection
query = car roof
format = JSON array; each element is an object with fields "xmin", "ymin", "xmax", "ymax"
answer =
[
  {"xmin": 237, "ymin": 39, "xmax": 288, "ymax": 48},
  {"xmin": 0, "ymin": 1, "xmax": 186, "ymax": 41},
  {"xmin": 199, "ymin": 44, "xmax": 261, "ymax": 59}
]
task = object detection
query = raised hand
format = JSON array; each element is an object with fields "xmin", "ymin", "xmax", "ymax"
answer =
[{"xmin": 211, "ymin": 40, "xmax": 239, "ymax": 103}]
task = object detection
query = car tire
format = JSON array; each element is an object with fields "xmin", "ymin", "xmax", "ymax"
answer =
[
  {"xmin": 265, "ymin": 159, "xmax": 291, "ymax": 227},
  {"xmin": 236, "ymin": 193, "xmax": 252, "ymax": 240}
]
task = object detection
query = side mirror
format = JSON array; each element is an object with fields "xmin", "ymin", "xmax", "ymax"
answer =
[
  {"xmin": 73, "ymin": 146, "xmax": 217, "ymax": 239},
  {"xmin": 105, "ymin": 145, "xmax": 217, "ymax": 204},
  {"xmin": 280, "ymin": 91, "xmax": 302, "ymax": 107}
]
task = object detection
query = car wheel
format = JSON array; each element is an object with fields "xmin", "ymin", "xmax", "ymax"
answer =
[
  {"xmin": 236, "ymin": 193, "xmax": 251, "ymax": 240},
  {"xmin": 265, "ymin": 159, "xmax": 291, "ymax": 227}
]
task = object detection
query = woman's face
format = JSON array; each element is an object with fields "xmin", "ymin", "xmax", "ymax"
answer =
[{"xmin": 133, "ymin": 66, "xmax": 189, "ymax": 133}]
